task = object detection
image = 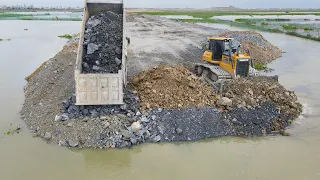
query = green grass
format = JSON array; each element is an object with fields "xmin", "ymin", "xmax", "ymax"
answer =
[
  {"xmin": 261, "ymin": 22, "xmax": 269, "ymax": 26},
  {"xmin": 281, "ymin": 24, "xmax": 297, "ymax": 30},
  {"xmin": 172, "ymin": 18, "xmax": 217, "ymax": 23},
  {"xmin": 159, "ymin": 14, "xmax": 320, "ymax": 42},
  {"xmin": 58, "ymin": 34, "xmax": 73, "ymax": 39},
  {"xmin": 304, "ymin": 27, "xmax": 313, "ymax": 31},
  {"xmin": 235, "ymin": 19, "xmax": 257, "ymax": 25},
  {"xmin": 285, "ymin": 32, "xmax": 320, "ymax": 41},
  {"xmin": 134, "ymin": 11, "xmax": 319, "ymax": 19},
  {"xmin": 268, "ymin": 28, "xmax": 283, "ymax": 33},
  {"xmin": 265, "ymin": 18, "xmax": 291, "ymax": 22},
  {"xmin": 19, "ymin": 17, "xmax": 81, "ymax": 21},
  {"xmin": 254, "ymin": 63, "xmax": 273, "ymax": 72},
  {"xmin": 0, "ymin": 38, "xmax": 3, "ymax": 41},
  {"xmin": 254, "ymin": 63, "xmax": 268, "ymax": 71},
  {"xmin": 21, "ymin": 17, "xmax": 33, "ymax": 20},
  {"xmin": 0, "ymin": 13, "xmax": 33, "ymax": 17}
]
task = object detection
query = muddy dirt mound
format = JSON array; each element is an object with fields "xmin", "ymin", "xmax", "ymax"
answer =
[
  {"xmin": 222, "ymin": 76, "xmax": 303, "ymax": 118},
  {"xmin": 219, "ymin": 31, "xmax": 282, "ymax": 64},
  {"xmin": 131, "ymin": 65, "xmax": 217, "ymax": 110}
]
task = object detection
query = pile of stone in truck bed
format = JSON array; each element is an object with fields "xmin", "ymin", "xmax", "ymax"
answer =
[
  {"xmin": 131, "ymin": 65, "xmax": 218, "ymax": 111},
  {"xmin": 82, "ymin": 11, "xmax": 123, "ymax": 74}
]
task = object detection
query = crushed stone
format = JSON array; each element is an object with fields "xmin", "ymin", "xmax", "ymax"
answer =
[
  {"xmin": 219, "ymin": 31, "xmax": 282, "ymax": 64},
  {"xmin": 82, "ymin": 11, "xmax": 123, "ymax": 73}
]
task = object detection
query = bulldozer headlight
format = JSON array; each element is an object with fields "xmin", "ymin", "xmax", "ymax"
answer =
[{"xmin": 238, "ymin": 58, "xmax": 249, "ymax": 62}]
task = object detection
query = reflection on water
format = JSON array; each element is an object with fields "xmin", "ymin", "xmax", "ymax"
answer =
[{"xmin": 1, "ymin": 20, "xmax": 320, "ymax": 180}]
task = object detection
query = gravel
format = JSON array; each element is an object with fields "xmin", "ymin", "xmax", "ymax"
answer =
[
  {"xmin": 59, "ymin": 87, "xmax": 140, "ymax": 120},
  {"xmin": 219, "ymin": 31, "xmax": 282, "ymax": 64},
  {"xmin": 82, "ymin": 11, "xmax": 123, "ymax": 74}
]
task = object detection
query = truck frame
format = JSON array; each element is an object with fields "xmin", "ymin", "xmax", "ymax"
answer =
[{"xmin": 75, "ymin": 0, "xmax": 128, "ymax": 105}]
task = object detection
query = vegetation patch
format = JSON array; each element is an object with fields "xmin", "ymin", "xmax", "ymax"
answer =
[
  {"xmin": 285, "ymin": 32, "xmax": 320, "ymax": 41},
  {"xmin": 58, "ymin": 34, "xmax": 73, "ymax": 39},
  {"xmin": 268, "ymin": 28, "xmax": 283, "ymax": 33},
  {"xmin": 21, "ymin": 17, "xmax": 33, "ymax": 20},
  {"xmin": 173, "ymin": 18, "xmax": 217, "ymax": 23},
  {"xmin": 304, "ymin": 27, "xmax": 313, "ymax": 31},
  {"xmin": 281, "ymin": 24, "xmax": 297, "ymax": 30},
  {"xmin": 265, "ymin": 18, "xmax": 291, "ymax": 22},
  {"xmin": 142, "ymin": 12, "xmax": 320, "ymax": 42},
  {"xmin": 235, "ymin": 19, "xmax": 257, "ymax": 25},
  {"xmin": 4, "ymin": 127, "xmax": 21, "ymax": 135},
  {"xmin": 254, "ymin": 63, "xmax": 273, "ymax": 72},
  {"xmin": 134, "ymin": 11, "xmax": 319, "ymax": 18},
  {"xmin": 0, "ymin": 38, "xmax": 11, "ymax": 42},
  {"xmin": 0, "ymin": 13, "xmax": 33, "ymax": 17}
]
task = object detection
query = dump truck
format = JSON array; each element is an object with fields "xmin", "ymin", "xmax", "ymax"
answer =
[{"xmin": 75, "ymin": 0, "xmax": 128, "ymax": 105}]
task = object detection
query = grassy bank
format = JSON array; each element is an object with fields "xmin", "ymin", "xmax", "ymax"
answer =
[
  {"xmin": 0, "ymin": 13, "xmax": 33, "ymax": 17},
  {"xmin": 135, "ymin": 11, "xmax": 320, "ymax": 18},
  {"xmin": 58, "ymin": 34, "xmax": 73, "ymax": 39},
  {"xmin": 0, "ymin": 13, "xmax": 81, "ymax": 21},
  {"xmin": 2, "ymin": 17, "xmax": 82, "ymax": 21},
  {"xmin": 166, "ymin": 17, "xmax": 320, "ymax": 42}
]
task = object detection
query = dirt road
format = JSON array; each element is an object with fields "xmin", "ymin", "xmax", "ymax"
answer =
[{"xmin": 126, "ymin": 14, "xmax": 227, "ymax": 76}]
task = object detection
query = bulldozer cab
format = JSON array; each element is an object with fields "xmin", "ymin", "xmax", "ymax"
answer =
[{"xmin": 203, "ymin": 38, "xmax": 235, "ymax": 62}]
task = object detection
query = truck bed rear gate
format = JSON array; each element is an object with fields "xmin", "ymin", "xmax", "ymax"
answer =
[{"xmin": 75, "ymin": 0, "xmax": 127, "ymax": 105}]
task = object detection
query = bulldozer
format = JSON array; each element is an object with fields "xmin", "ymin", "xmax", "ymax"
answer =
[{"xmin": 194, "ymin": 37, "xmax": 257, "ymax": 88}]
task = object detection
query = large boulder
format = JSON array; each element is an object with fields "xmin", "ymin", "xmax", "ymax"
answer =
[{"xmin": 217, "ymin": 97, "xmax": 233, "ymax": 107}]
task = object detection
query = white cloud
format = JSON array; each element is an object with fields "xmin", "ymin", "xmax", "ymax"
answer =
[{"xmin": 1, "ymin": 0, "xmax": 320, "ymax": 8}]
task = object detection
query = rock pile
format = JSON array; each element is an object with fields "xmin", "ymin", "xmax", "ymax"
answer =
[
  {"xmin": 59, "ymin": 88, "xmax": 140, "ymax": 120},
  {"xmin": 222, "ymin": 76, "xmax": 303, "ymax": 118},
  {"xmin": 82, "ymin": 11, "xmax": 123, "ymax": 73},
  {"xmin": 131, "ymin": 65, "xmax": 217, "ymax": 110},
  {"xmin": 219, "ymin": 31, "xmax": 282, "ymax": 64}
]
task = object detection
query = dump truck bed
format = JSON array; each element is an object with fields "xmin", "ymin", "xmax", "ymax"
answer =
[{"xmin": 75, "ymin": 0, "xmax": 127, "ymax": 105}]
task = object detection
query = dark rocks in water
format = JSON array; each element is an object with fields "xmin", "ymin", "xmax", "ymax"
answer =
[
  {"xmin": 176, "ymin": 128, "xmax": 183, "ymax": 135},
  {"xmin": 59, "ymin": 87, "xmax": 140, "ymax": 119},
  {"xmin": 57, "ymin": 87, "xmax": 300, "ymax": 149},
  {"xmin": 68, "ymin": 140, "xmax": 79, "ymax": 147},
  {"xmin": 82, "ymin": 11, "xmax": 123, "ymax": 74},
  {"xmin": 44, "ymin": 132, "xmax": 52, "ymax": 140}
]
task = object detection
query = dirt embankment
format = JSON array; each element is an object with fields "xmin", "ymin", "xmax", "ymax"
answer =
[
  {"xmin": 219, "ymin": 31, "xmax": 282, "ymax": 65},
  {"xmin": 131, "ymin": 65, "xmax": 217, "ymax": 110},
  {"xmin": 20, "ymin": 14, "xmax": 302, "ymax": 149}
]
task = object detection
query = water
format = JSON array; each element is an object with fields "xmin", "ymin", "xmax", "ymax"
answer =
[{"xmin": 1, "ymin": 20, "xmax": 320, "ymax": 180}]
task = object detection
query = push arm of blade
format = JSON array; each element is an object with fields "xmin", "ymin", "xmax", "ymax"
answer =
[{"xmin": 228, "ymin": 43, "xmax": 234, "ymax": 69}]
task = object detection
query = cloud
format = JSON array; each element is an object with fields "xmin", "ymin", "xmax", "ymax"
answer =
[{"xmin": 2, "ymin": 0, "xmax": 320, "ymax": 8}]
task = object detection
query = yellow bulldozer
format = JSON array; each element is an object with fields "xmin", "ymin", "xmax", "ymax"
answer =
[{"xmin": 195, "ymin": 37, "xmax": 257, "ymax": 87}]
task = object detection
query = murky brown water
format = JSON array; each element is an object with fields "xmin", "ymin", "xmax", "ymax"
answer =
[{"xmin": 1, "ymin": 21, "xmax": 320, "ymax": 180}]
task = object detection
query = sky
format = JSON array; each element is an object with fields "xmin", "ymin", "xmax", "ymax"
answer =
[{"xmin": 2, "ymin": 0, "xmax": 320, "ymax": 9}]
